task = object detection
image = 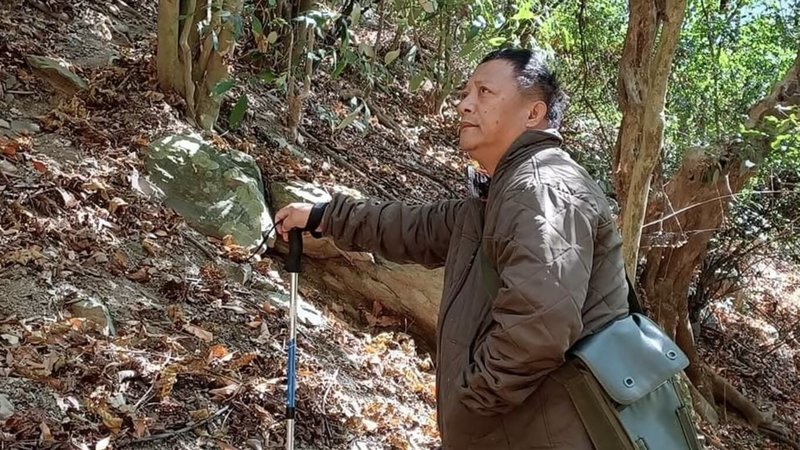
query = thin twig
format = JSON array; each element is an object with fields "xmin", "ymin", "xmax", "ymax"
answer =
[
  {"xmin": 133, "ymin": 377, "xmax": 157, "ymax": 412},
  {"xmin": 125, "ymin": 405, "xmax": 231, "ymax": 445},
  {"xmin": 643, "ymin": 189, "xmax": 795, "ymax": 229},
  {"xmin": 298, "ymin": 128, "xmax": 398, "ymax": 201},
  {"xmin": 183, "ymin": 232, "xmax": 218, "ymax": 260}
]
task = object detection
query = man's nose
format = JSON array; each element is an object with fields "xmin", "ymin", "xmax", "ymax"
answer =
[{"xmin": 457, "ymin": 95, "xmax": 473, "ymax": 116}]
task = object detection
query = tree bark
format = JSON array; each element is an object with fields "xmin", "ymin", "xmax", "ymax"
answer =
[
  {"xmin": 613, "ymin": 0, "xmax": 688, "ymax": 277},
  {"xmin": 638, "ymin": 50, "xmax": 800, "ymax": 440},
  {"xmin": 194, "ymin": 0, "xmax": 243, "ymax": 131},
  {"xmin": 157, "ymin": 0, "xmax": 180, "ymax": 91},
  {"xmin": 157, "ymin": 0, "xmax": 243, "ymax": 131}
]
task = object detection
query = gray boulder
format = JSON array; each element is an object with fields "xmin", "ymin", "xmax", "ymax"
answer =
[{"xmin": 144, "ymin": 133, "xmax": 275, "ymax": 248}]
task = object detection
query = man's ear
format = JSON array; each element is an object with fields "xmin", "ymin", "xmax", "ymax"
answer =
[{"xmin": 526, "ymin": 100, "xmax": 548, "ymax": 129}]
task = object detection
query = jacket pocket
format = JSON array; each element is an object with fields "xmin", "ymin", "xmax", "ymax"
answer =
[{"xmin": 443, "ymin": 398, "xmax": 508, "ymax": 449}]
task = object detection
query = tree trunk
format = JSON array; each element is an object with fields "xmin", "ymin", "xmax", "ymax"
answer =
[
  {"xmin": 285, "ymin": 0, "xmax": 314, "ymax": 141},
  {"xmin": 156, "ymin": 0, "xmax": 243, "ymax": 131},
  {"xmin": 157, "ymin": 0, "xmax": 180, "ymax": 91},
  {"xmin": 194, "ymin": 0, "xmax": 244, "ymax": 130},
  {"xmin": 638, "ymin": 50, "xmax": 800, "ymax": 442},
  {"xmin": 613, "ymin": 0, "xmax": 688, "ymax": 277}
]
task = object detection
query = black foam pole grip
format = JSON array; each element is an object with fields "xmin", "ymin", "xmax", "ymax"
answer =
[{"xmin": 285, "ymin": 228, "xmax": 303, "ymax": 273}]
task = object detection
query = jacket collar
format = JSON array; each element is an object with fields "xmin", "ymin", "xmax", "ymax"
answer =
[{"xmin": 492, "ymin": 128, "xmax": 563, "ymax": 182}]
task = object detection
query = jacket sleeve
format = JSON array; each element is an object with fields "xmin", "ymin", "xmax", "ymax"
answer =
[
  {"xmin": 458, "ymin": 185, "xmax": 596, "ymax": 415},
  {"xmin": 320, "ymin": 192, "xmax": 465, "ymax": 268}
]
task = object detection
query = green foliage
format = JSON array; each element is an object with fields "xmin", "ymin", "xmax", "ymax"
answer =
[{"xmin": 666, "ymin": 0, "xmax": 798, "ymax": 165}]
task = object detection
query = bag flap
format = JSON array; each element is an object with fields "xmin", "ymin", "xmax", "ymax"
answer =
[{"xmin": 570, "ymin": 313, "xmax": 689, "ymax": 405}]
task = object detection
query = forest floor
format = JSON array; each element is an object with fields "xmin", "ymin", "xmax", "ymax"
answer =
[{"xmin": 0, "ymin": 0, "xmax": 798, "ymax": 449}]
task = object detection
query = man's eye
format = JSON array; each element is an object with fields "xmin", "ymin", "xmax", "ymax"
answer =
[{"xmin": 479, "ymin": 86, "xmax": 490, "ymax": 94}]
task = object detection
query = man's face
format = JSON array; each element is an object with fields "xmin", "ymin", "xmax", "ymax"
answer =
[{"xmin": 457, "ymin": 60, "xmax": 544, "ymax": 163}]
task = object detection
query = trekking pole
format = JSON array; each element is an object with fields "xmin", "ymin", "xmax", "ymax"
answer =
[{"xmin": 285, "ymin": 228, "xmax": 303, "ymax": 450}]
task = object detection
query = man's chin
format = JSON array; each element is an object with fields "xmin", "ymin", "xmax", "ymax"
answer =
[{"xmin": 458, "ymin": 138, "xmax": 478, "ymax": 154}]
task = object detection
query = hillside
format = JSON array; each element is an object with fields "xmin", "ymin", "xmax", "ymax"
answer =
[{"xmin": 1, "ymin": 0, "xmax": 799, "ymax": 449}]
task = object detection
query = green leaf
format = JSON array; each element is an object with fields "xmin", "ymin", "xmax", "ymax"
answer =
[
  {"xmin": 268, "ymin": 0, "xmax": 276, "ymax": 6},
  {"xmin": 211, "ymin": 79, "xmax": 236, "ymax": 96},
  {"xmin": 512, "ymin": 7, "xmax": 535, "ymax": 21},
  {"xmin": 351, "ymin": 2, "xmax": 362, "ymax": 27},
  {"xmin": 384, "ymin": 49, "xmax": 401, "ymax": 65},
  {"xmin": 332, "ymin": 58, "xmax": 349, "ymax": 78},
  {"xmin": 267, "ymin": 31, "xmax": 278, "ymax": 43},
  {"xmin": 420, "ymin": 0, "xmax": 436, "ymax": 13},
  {"xmin": 274, "ymin": 73, "xmax": 287, "ymax": 89},
  {"xmin": 211, "ymin": 30, "xmax": 219, "ymax": 51},
  {"xmin": 488, "ymin": 36, "xmax": 506, "ymax": 46},
  {"xmin": 359, "ymin": 43, "xmax": 375, "ymax": 58},
  {"xmin": 409, "ymin": 73, "xmax": 426, "ymax": 92},
  {"xmin": 252, "ymin": 17, "xmax": 263, "ymax": 36},
  {"xmin": 718, "ymin": 50, "xmax": 729, "ymax": 67},
  {"xmin": 229, "ymin": 94, "xmax": 248, "ymax": 129},
  {"xmin": 258, "ymin": 71, "xmax": 276, "ymax": 83}
]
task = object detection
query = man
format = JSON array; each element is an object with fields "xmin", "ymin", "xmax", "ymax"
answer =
[{"xmin": 276, "ymin": 48, "xmax": 629, "ymax": 449}]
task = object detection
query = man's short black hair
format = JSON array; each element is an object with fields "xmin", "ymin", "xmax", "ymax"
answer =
[{"xmin": 480, "ymin": 47, "xmax": 568, "ymax": 129}]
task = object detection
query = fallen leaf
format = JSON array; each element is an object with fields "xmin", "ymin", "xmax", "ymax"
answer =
[
  {"xmin": 246, "ymin": 320, "xmax": 262, "ymax": 329},
  {"xmin": 133, "ymin": 135, "xmax": 149, "ymax": 147},
  {"xmin": 56, "ymin": 188, "xmax": 78, "ymax": 208},
  {"xmin": 92, "ymin": 252, "xmax": 109, "ymax": 264},
  {"xmin": 183, "ymin": 324, "xmax": 213, "ymax": 342},
  {"xmin": 82, "ymin": 179, "xmax": 109, "ymax": 200},
  {"xmin": 95, "ymin": 436, "xmax": 111, "ymax": 450},
  {"xmin": 97, "ymin": 404, "xmax": 122, "ymax": 432},
  {"xmin": 189, "ymin": 408, "xmax": 210, "ymax": 421},
  {"xmin": 117, "ymin": 370, "xmax": 137, "ymax": 382},
  {"xmin": 1, "ymin": 334, "xmax": 20, "ymax": 346},
  {"xmin": 112, "ymin": 250, "xmax": 129, "ymax": 270},
  {"xmin": 108, "ymin": 197, "xmax": 127, "ymax": 215},
  {"xmin": 362, "ymin": 418, "xmax": 379, "ymax": 432},
  {"xmin": 0, "ymin": 159, "xmax": 16, "ymax": 174},
  {"xmin": 127, "ymin": 267, "xmax": 149, "ymax": 282},
  {"xmin": 229, "ymin": 353, "xmax": 256, "ymax": 370},
  {"xmin": 142, "ymin": 239, "xmax": 161, "ymax": 257},
  {"xmin": 4, "ymin": 247, "xmax": 44, "ymax": 265},
  {"xmin": 216, "ymin": 442, "xmax": 238, "ymax": 450},
  {"xmin": 32, "ymin": 160, "xmax": 47, "ymax": 173},
  {"xmin": 166, "ymin": 304, "xmax": 182, "ymax": 323},
  {"xmin": 209, "ymin": 383, "xmax": 239, "ymax": 400},
  {"xmin": 208, "ymin": 344, "xmax": 229, "ymax": 361},
  {"xmin": 132, "ymin": 417, "xmax": 149, "ymax": 438},
  {"xmin": 69, "ymin": 318, "xmax": 84, "ymax": 330},
  {"xmin": 0, "ymin": 139, "xmax": 19, "ymax": 158},
  {"xmin": 39, "ymin": 421, "xmax": 53, "ymax": 443},
  {"xmin": 155, "ymin": 364, "xmax": 185, "ymax": 399}
]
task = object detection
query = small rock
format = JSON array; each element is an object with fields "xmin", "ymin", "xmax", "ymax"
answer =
[
  {"xmin": 3, "ymin": 74, "xmax": 18, "ymax": 89},
  {"xmin": 0, "ymin": 119, "xmax": 9, "ymax": 129},
  {"xmin": 0, "ymin": 159, "xmax": 17, "ymax": 174},
  {"xmin": 67, "ymin": 297, "xmax": 116, "ymax": 336},
  {"xmin": 0, "ymin": 334, "xmax": 20, "ymax": 346},
  {"xmin": 0, "ymin": 394, "xmax": 14, "ymax": 421},
  {"xmin": 222, "ymin": 261, "xmax": 251, "ymax": 284},
  {"xmin": 266, "ymin": 292, "xmax": 326, "ymax": 328},
  {"xmin": 25, "ymin": 55, "xmax": 88, "ymax": 94},
  {"xmin": 10, "ymin": 119, "xmax": 40, "ymax": 135}
]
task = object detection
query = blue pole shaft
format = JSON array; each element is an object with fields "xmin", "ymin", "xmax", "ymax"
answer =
[
  {"xmin": 285, "ymin": 229, "xmax": 302, "ymax": 450},
  {"xmin": 286, "ymin": 272, "xmax": 298, "ymax": 449}
]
